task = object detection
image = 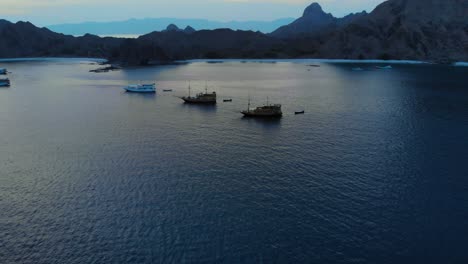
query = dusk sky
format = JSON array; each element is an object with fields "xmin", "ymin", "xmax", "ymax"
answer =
[{"xmin": 2, "ymin": 0, "xmax": 387, "ymax": 26}]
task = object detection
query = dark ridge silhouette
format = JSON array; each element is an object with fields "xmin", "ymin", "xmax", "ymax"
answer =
[
  {"xmin": 47, "ymin": 18, "xmax": 296, "ymax": 35},
  {"xmin": 184, "ymin": 26, "xmax": 196, "ymax": 34},
  {"xmin": 270, "ymin": 3, "xmax": 367, "ymax": 38},
  {"xmin": 316, "ymin": 0, "xmax": 468, "ymax": 62},
  {"xmin": 0, "ymin": 0, "xmax": 466, "ymax": 64}
]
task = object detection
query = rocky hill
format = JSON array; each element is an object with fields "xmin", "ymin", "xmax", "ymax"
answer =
[
  {"xmin": 0, "ymin": 19, "xmax": 123, "ymax": 58},
  {"xmin": 131, "ymin": 28, "xmax": 286, "ymax": 63},
  {"xmin": 270, "ymin": 3, "xmax": 367, "ymax": 38},
  {"xmin": 316, "ymin": 0, "xmax": 468, "ymax": 61}
]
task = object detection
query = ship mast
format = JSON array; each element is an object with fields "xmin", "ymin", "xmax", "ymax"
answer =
[
  {"xmin": 188, "ymin": 81, "xmax": 191, "ymax": 97},
  {"xmin": 205, "ymin": 81, "xmax": 208, "ymax": 94},
  {"xmin": 248, "ymin": 96, "xmax": 251, "ymax": 113}
]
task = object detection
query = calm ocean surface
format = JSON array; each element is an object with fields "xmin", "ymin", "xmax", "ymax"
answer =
[{"xmin": 1, "ymin": 59, "xmax": 467, "ymax": 263}]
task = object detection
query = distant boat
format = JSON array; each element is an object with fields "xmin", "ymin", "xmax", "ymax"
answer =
[
  {"xmin": 376, "ymin": 65, "xmax": 393, "ymax": 69},
  {"xmin": 352, "ymin": 67, "xmax": 364, "ymax": 71},
  {"xmin": 241, "ymin": 97, "xmax": 282, "ymax": 118},
  {"xmin": 163, "ymin": 89, "xmax": 173, "ymax": 92},
  {"xmin": 180, "ymin": 82, "xmax": 217, "ymax": 104},
  {"xmin": 0, "ymin": 78, "xmax": 10, "ymax": 87},
  {"xmin": 0, "ymin": 68, "xmax": 6, "ymax": 75},
  {"xmin": 223, "ymin": 99, "xmax": 233, "ymax": 102},
  {"xmin": 90, "ymin": 65, "xmax": 121, "ymax": 73},
  {"xmin": 295, "ymin": 111, "xmax": 305, "ymax": 115},
  {"xmin": 308, "ymin": 64, "xmax": 320, "ymax": 67},
  {"xmin": 124, "ymin": 83, "xmax": 156, "ymax": 93}
]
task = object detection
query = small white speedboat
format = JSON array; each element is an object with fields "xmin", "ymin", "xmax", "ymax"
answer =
[
  {"xmin": 376, "ymin": 65, "xmax": 393, "ymax": 69},
  {"xmin": 124, "ymin": 83, "xmax": 156, "ymax": 93}
]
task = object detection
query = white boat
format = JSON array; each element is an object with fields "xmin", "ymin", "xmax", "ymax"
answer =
[
  {"xmin": 376, "ymin": 65, "xmax": 393, "ymax": 69},
  {"xmin": 0, "ymin": 78, "xmax": 10, "ymax": 87},
  {"xmin": 124, "ymin": 83, "xmax": 156, "ymax": 93}
]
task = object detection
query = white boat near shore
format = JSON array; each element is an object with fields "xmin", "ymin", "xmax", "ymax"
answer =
[
  {"xmin": 376, "ymin": 65, "xmax": 393, "ymax": 69},
  {"xmin": 454, "ymin": 62, "xmax": 468, "ymax": 67},
  {"xmin": 124, "ymin": 83, "xmax": 156, "ymax": 93},
  {"xmin": 0, "ymin": 78, "xmax": 10, "ymax": 87}
]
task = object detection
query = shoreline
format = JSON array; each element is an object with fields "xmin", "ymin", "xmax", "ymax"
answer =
[
  {"xmin": 0, "ymin": 57, "xmax": 106, "ymax": 63},
  {"xmin": 177, "ymin": 59, "xmax": 432, "ymax": 65},
  {"xmin": 1, "ymin": 57, "xmax": 467, "ymax": 67}
]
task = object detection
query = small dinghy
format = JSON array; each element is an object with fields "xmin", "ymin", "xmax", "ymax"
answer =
[
  {"xmin": 295, "ymin": 111, "xmax": 305, "ymax": 115},
  {"xmin": 0, "ymin": 68, "xmax": 7, "ymax": 75},
  {"xmin": 223, "ymin": 99, "xmax": 233, "ymax": 102},
  {"xmin": 352, "ymin": 67, "xmax": 364, "ymax": 71},
  {"xmin": 163, "ymin": 89, "xmax": 173, "ymax": 92}
]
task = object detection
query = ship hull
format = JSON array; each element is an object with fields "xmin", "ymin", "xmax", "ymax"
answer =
[
  {"xmin": 182, "ymin": 98, "xmax": 216, "ymax": 104},
  {"xmin": 0, "ymin": 81, "xmax": 10, "ymax": 87},
  {"xmin": 124, "ymin": 88, "xmax": 155, "ymax": 93},
  {"xmin": 241, "ymin": 111, "xmax": 282, "ymax": 118}
]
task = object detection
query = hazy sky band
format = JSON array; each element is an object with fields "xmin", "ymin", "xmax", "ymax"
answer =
[{"xmin": 1, "ymin": 0, "xmax": 386, "ymax": 25}]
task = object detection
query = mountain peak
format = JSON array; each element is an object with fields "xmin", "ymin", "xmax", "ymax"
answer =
[
  {"xmin": 184, "ymin": 26, "xmax": 196, "ymax": 34},
  {"xmin": 270, "ymin": 2, "xmax": 335, "ymax": 38},
  {"xmin": 303, "ymin": 3, "xmax": 324, "ymax": 16},
  {"xmin": 0, "ymin": 19, "xmax": 12, "ymax": 29},
  {"xmin": 15, "ymin": 21, "xmax": 35, "ymax": 27},
  {"xmin": 165, "ymin": 24, "xmax": 180, "ymax": 31}
]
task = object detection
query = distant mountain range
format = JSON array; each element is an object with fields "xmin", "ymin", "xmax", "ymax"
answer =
[
  {"xmin": 47, "ymin": 18, "xmax": 295, "ymax": 36},
  {"xmin": 1, "ymin": 0, "xmax": 467, "ymax": 64}
]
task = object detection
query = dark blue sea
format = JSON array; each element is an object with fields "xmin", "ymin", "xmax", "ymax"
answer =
[{"xmin": 1, "ymin": 59, "xmax": 467, "ymax": 263}]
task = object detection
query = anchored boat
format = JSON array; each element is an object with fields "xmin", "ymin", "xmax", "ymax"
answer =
[
  {"xmin": 124, "ymin": 83, "xmax": 156, "ymax": 93},
  {"xmin": 0, "ymin": 68, "xmax": 7, "ymax": 75},
  {"xmin": 0, "ymin": 78, "xmax": 10, "ymax": 87},
  {"xmin": 180, "ymin": 82, "xmax": 216, "ymax": 104},
  {"xmin": 241, "ymin": 97, "xmax": 282, "ymax": 118},
  {"xmin": 376, "ymin": 65, "xmax": 392, "ymax": 69}
]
